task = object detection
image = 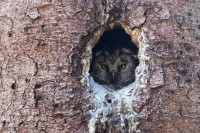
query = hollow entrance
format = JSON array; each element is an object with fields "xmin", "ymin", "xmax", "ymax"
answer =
[{"xmin": 89, "ymin": 26, "xmax": 139, "ymax": 90}]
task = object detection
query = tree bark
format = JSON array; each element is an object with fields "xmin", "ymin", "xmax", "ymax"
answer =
[{"xmin": 0, "ymin": 0, "xmax": 199, "ymax": 133}]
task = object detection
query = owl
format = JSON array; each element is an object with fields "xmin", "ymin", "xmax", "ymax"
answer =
[{"xmin": 89, "ymin": 48, "xmax": 138, "ymax": 90}]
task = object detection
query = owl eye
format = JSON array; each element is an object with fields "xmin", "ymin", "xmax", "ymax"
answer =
[
  {"xmin": 101, "ymin": 64, "xmax": 107, "ymax": 69},
  {"xmin": 119, "ymin": 64, "xmax": 126, "ymax": 69}
]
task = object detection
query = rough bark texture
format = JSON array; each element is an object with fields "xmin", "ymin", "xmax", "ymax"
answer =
[{"xmin": 0, "ymin": 0, "xmax": 199, "ymax": 133}]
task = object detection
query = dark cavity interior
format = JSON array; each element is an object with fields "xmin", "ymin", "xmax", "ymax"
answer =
[
  {"xmin": 89, "ymin": 26, "xmax": 139, "ymax": 90},
  {"xmin": 92, "ymin": 27, "xmax": 138, "ymax": 54}
]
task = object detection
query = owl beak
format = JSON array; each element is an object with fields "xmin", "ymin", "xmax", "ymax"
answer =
[
  {"xmin": 112, "ymin": 71, "xmax": 115, "ymax": 79},
  {"xmin": 110, "ymin": 70, "xmax": 116, "ymax": 83}
]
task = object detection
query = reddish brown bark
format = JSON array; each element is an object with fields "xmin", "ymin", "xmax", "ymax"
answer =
[{"xmin": 0, "ymin": 0, "xmax": 199, "ymax": 133}]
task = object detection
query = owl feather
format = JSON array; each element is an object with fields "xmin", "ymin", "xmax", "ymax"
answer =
[{"xmin": 90, "ymin": 47, "xmax": 138, "ymax": 90}]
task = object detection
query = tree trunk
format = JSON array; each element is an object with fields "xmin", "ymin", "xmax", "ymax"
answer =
[{"xmin": 0, "ymin": 0, "xmax": 199, "ymax": 133}]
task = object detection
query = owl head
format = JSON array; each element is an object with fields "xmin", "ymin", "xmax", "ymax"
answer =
[{"xmin": 90, "ymin": 48, "xmax": 138, "ymax": 90}]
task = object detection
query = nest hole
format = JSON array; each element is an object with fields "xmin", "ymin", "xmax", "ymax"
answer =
[{"xmin": 89, "ymin": 26, "xmax": 139, "ymax": 90}]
